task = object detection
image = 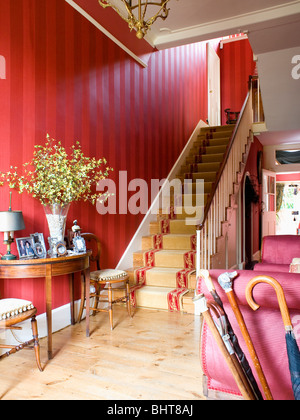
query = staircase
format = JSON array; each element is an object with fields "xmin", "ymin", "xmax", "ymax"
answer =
[
  {"xmin": 113, "ymin": 84, "xmax": 255, "ymax": 314},
  {"xmin": 122, "ymin": 124, "xmax": 237, "ymax": 314}
]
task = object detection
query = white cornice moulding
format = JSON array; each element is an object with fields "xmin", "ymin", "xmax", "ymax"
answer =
[
  {"xmin": 65, "ymin": 0, "xmax": 148, "ymax": 68},
  {"xmin": 153, "ymin": 1, "xmax": 300, "ymax": 50}
]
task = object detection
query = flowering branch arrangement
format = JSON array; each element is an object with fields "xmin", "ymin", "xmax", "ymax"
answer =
[{"xmin": 0, "ymin": 134, "xmax": 113, "ymax": 206}]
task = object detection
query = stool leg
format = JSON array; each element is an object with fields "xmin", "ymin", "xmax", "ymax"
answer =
[
  {"xmin": 126, "ymin": 281, "xmax": 131, "ymax": 317},
  {"xmin": 92, "ymin": 282, "xmax": 101, "ymax": 315},
  {"xmin": 31, "ymin": 316, "xmax": 43, "ymax": 372},
  {"xmin": 108, "ymin": 283, "xmax": 113, "ymax": 330}
]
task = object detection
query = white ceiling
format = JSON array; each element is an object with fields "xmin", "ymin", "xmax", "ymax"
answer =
[
  {"xmin": 145, "ymin": 0, "xmax": 300, "ymax": 50},
  {"xmin": 77, "ymin": 0, "xmax": 300, "ymax": 145},
  {"xmin": 146, "ymin": 0, "xmax": 300, "ymax": 146}
]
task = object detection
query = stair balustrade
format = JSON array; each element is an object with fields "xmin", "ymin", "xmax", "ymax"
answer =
[{"xmin": 196, "ymin": 85, "xmax": 254, "ymax": 273}]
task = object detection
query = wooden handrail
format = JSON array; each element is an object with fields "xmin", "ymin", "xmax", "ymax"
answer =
[{"xmin": 197, "ymin": 87, "xmax": 251, "ymax": 231}]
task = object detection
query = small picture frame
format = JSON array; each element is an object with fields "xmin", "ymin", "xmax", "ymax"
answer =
[
  {"xmin": 55, "ymin": 242, "xmax": 68, "ymax": 257},
  {"xmin": 30, "ymin": 233, "xmax": 47, "ymax": 259},
  {"xmin": 16, "ymin": 237, "xmax": 36, "ymax": 259},
  {"xmin": 73, "ymin": 236, "xmax": 86, "ymax": 253}
]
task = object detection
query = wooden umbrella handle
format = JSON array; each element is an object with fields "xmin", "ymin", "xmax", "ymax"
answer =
[{"xmin": 246, "ymin": 275, "xmax": 292, "ymax": 329}]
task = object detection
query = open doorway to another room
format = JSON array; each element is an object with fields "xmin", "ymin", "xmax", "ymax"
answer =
[
  {"xmin": 276, "ymin": 173, "xmax": 300, "ymax": 235},
  {"xmin": 244, "ymin": 174, "xmax": 260, "ymax": 269}
]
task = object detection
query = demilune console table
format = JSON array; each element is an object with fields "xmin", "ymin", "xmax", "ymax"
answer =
[{"xmin": 0, "ymin": 252, "xmax": 91, "ymax": 360}]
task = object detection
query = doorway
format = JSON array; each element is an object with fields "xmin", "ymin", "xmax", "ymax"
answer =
[
  {"xmin": 244, "ymin": 175, "xmax": 260, "ymax": 269},
  {"xmin": 276, "ymin": 181, "xmax": 300, "ymax": 235}
]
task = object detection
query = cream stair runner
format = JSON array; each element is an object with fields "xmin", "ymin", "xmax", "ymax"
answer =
[{"xmin": 122, "ymin": 125, "xmax": 236, "ymax": 313}]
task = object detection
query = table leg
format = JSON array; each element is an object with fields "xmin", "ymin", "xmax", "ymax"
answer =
[
  {"xmin": 85, "ymin": 266, "xmax": 90, "ymax": 337},
  {"xmin": 45, "ymin": 264, "xmax": 53, "ymax": 360},
  {"xmin": 69, "ymin": 273, "xmax": 75, "ymax": 325}
]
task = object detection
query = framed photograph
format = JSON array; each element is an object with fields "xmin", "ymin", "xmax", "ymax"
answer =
[
  {"xmin": 16, "ymin": 237, "xmax": 36, "ymax": 259},
  {"xmin": 73, "ymin": 236, "xmax": 86, "ymax": 253},
  {"xmin": 55, "ymin": 242, "xmax": 68, "ymax": 257},
  {"xmin": 30, "ymin": 233, "xmax": 47, "ymax": 259}
]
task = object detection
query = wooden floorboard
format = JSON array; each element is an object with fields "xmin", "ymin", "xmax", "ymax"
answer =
[{"xmin": 0, "ymin": 307, "xmax": 206, "ymax": 401}]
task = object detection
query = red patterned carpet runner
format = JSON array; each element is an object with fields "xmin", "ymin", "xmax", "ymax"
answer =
[
  {"xmin": 167, "ymin": 268, "xmax": 195, "ymax": 312},
  {"xmin": 153, "ymin": 234, "xmax": 166, "ymax": 250},
  {"xmin": 176, "ymin": 269, "xmax": 193, "ymax": 288},
  {"xmin": 130, "ymin": 226, "xmax": 196, "ymax": 311},
  {"xmin": 130, "ymin": 266, "xmax": 152, "ymax": 308},
  {"xmin": 143, "ymin": 249, "xmax": 160, "ymax": 267},
  {"xmin": 167, "ymin": 288, "xmax": 188, "ymax": 312},
  {"xmin": 130, "ymin": 265, "xmax": 195, "ymax": 312},
  {"xmin": 184, "ymin": 250, "xmax": 196, "ymax": 269},
  {"xmin": 190, "ymin": 235, "xmax": 197, "ymax": 251},
  {"xmin": 160, "ymin": 219, "xmax": 170, "ymax": 234}
]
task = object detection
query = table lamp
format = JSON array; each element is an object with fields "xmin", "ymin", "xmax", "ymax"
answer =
[{"xmin": 0, "ymin": 193, "xmax": 25, "ymax": 260}]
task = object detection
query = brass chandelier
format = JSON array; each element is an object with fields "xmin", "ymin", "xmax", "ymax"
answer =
[{"xmin": 98, "ymin": 0, "xmax": 171, "ymax": 39}]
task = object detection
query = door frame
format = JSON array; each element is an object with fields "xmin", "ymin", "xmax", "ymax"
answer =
[
  {"xmin": 262, "ymin": 169, "xmax": 277, "ymax": 237},
  {"xmin": 207, "ymin": 43, "xmax": 221, "ymax": 126}
]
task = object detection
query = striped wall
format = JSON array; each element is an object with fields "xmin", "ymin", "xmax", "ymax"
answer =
[
  {"xmin": 0, "ymin": 0, "xmax": 211, "ymax": 314},
  {"xmin": 220, "ymin": 39, "xmax": 256, "ymax": 125}
]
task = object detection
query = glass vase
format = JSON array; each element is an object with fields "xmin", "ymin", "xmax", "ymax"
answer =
[{"xmin": 43, "ymin": 203, "xmax": 70, "ymax": 243}]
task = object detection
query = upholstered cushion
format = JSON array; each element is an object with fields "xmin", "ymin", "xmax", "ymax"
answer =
[
  {"xmin": 254, "ymin": 262, "xmax": 291, "ymax": 273},
  {"xmin": 0, "ymin": 298, "xmax": 34, "ymax": 321},
  {"xmin": 90, "ymin": 269, "xmax": 127, "ymax": 282},
  {"xmin": 290, "ymin": 258, "xmax": 300, "ymax": 273}
]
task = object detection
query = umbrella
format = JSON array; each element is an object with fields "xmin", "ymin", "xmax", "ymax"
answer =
[
  {"xmin": 246, "ymin": 275, "xmax": 300, "ymax": 401},
  {"xmin": 198, "ymin": 294, "xmax": 256, "ymax": 400},
  {"xmin": 197, "ymin": 270, "xmax": 263, "ymax": 400},
  {"xmin": 218, "ymin": 272, "xmax": 273, "ymax": 400}
]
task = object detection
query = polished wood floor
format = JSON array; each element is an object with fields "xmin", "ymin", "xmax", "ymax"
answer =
[{"xmin": 0, "ymin": 307, "xmax": 205, "ymax": 400}]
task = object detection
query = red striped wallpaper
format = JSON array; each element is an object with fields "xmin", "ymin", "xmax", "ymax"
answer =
[
  {"xmin": 220, "ymin": 39, "xmax": 256, "ymax": 124},
  {"xmin": 0, "ymin": 0, "xmax": 210, "ymax": 313}
]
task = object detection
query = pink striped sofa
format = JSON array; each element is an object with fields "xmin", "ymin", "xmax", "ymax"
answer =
[
  {"xmin": 253, "ymin": 235, "xmax": 300, "ymax": 273},
  {"xmin": 198, "ymin": 269, "xmax": 300, "ymax": 400}
]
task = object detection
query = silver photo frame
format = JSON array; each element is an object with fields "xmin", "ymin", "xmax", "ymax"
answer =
[
  {"xmin": 30, "ymin": 232, "xmax": 47, "ymax": 259},
  {"xmin": 73, "ymin": 236, "xmax": 86, "ymax": 253}
]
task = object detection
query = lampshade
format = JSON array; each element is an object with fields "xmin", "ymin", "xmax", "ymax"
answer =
[{"xmin": 0, "ymin": 211, "xmax": 25, "ymax": 232}]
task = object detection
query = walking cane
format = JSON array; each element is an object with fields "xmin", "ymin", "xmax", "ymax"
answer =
[
  {"xmin": 218, "ymin": 272, "xmax": 273, "ymax": 401},
  {"xmin": 246, "ymin": 275, "xmax": 300, "ymax": 401},
  {"xmin": 206, "ymin": 300, "xmax": 257, "ymax": 400},
  {"xmin": 199, "ymin": 294, "xmax": 255, "ymax": 400},
  {"xmin": 199, "ymin": 270, "xmax": 263, "ymax": 400}
]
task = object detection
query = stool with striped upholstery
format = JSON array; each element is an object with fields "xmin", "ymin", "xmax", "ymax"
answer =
[
  {"xmin": 0, "ymin": 298, "xmax": 43, "ymax": 371},
  {"xmin": 77, "ymin": 233, "xmax": 131, "ymax": 330}
]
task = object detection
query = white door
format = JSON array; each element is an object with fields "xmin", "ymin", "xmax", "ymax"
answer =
[
  {"xmin": 207, "ymin": 43, "xmax": 220, "ymax": 126},
  {"xmin": 262, "ymin": 169, "xmax": 277, "ymax": 237}
]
